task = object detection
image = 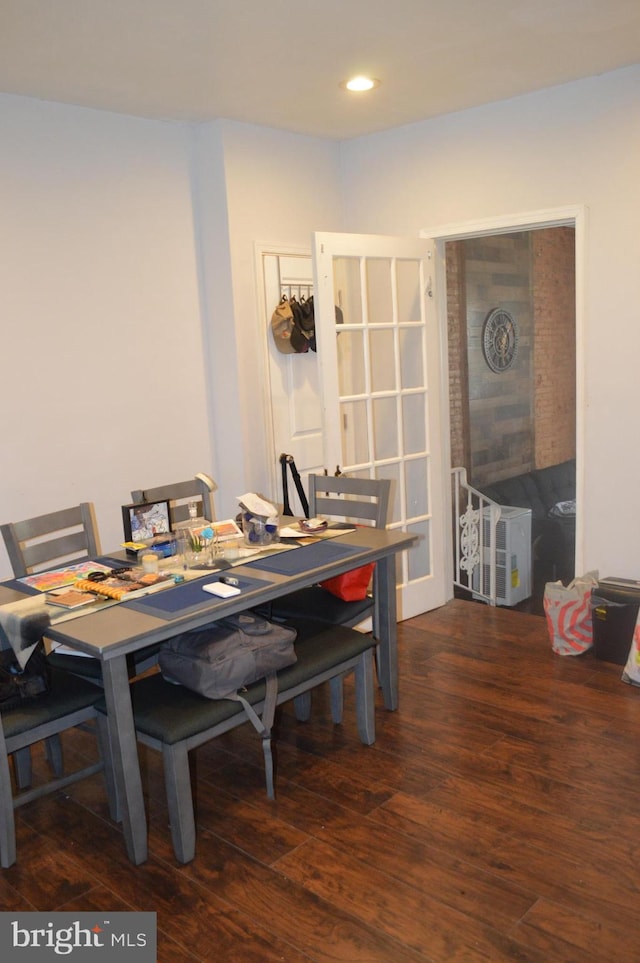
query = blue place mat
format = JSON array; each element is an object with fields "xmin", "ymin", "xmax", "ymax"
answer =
[
  {"xmin": 246, "ymin": 540, "xmax": 362, "ymax": 575},
  {"xmin": 125, "ymin": 573, "xmax": 271, "ymax": 621},
  {"xmin": 3, "ymin": 578, "xmax": 39, "ymax": 595}
]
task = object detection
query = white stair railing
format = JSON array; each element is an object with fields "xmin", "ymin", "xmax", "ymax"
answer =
[{"xmin": 451, "ymin": 467, "xmax": 502, "ymax": 606}]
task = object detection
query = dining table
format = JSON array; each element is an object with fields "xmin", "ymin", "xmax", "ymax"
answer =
[{"xmin": 0, "ymin": 523, "xmax": 416, "ymax": 865}]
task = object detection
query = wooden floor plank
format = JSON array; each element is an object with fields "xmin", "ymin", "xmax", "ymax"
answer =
[
  {"xmin": 4, "ymin": 599, "xmax": 639, "ymax": 961},
  {"xmin": 514, "ymin": 896, "xmax": 640, "ymax": 963},
  {"xmin": 274, "ymin": 836, "xmax": 550, "ymax": 963},
  {"xmin": 310, "ymin": 810, "xmax": 538, "ymax": 931}
]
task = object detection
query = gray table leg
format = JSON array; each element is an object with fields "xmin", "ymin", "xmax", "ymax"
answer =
[
  {"xmin": 375, "ymin": 553, "xmax": 398, "ymax": 710},
  {"xmin": 102, "ymin": 656, "xmax": 148, "ymax": 865}
]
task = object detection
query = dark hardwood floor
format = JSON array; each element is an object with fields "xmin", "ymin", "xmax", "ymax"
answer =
[{"xmin": 4, "ymin": 599, "xmax": 640, "ymax": 962}]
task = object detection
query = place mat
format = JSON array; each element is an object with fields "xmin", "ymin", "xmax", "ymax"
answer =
[
  {"xmin": 125, "ymin": 573, "xmax": 272, "ymax": 621},
  {"xmin": 7, "ymin": 556, "xmax": 134, "ymax": 597},
  {"xmin": 245, "ymin": 539, "xmax": 362, "ymax": 575},
  {"xmin": 2, "ymin": 578, "xmax": 39, "ymax": 596}
]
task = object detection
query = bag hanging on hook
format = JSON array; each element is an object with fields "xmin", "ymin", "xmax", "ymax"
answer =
[
  {"xmin": 271, "ymin": 296, "xmax": 311, "ymax": 354},
  {"xmin": 290, "ymin": 297, "xmax": 316, "ymax": 351},
  {"xmin": 271, "ymin": 296, "xmax": 343, "ymax": 355},
  {"xmin": 289, "ymin": 297, "xmax": 344, "ymax": 351}
]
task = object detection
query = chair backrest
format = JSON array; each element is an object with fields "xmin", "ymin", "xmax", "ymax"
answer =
[
  {"xmin": 308, "ymin": 474, "xmax": 391, "ymax": 529},
  {"xmin": 130, "ymin": 473, "xmax": 217, "ymax": 527},
  {"xmin": 1, "ymin": 503, "xmax": 101, "ymax": 578}
]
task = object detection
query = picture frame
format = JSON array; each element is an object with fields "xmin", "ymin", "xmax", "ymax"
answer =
[
  {"xmin": 209, "ymin": 518, "xmax": 243, "ymax": 541},
  {"xmin": 122, "ymin": 500, "xmax": 172, "ymax": 544}
]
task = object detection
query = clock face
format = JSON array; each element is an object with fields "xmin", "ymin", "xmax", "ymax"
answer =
[{"xmin": 482, "ymin": 308, "xmax": 519, "ymax": 372}]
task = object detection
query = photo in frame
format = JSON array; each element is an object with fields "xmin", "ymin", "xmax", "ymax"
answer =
[{"xmin": 122, "ymin": 500, "xmax": 172, "ymax": 544}]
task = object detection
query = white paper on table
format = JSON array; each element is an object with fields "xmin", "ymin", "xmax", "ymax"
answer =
[
  {"xmin": 237, "ymin": 493, "xmax": 278, "ymax": 518},
  {"xmin": 279, "ymin": 526, "xmax": 317, "ymax": 538}
]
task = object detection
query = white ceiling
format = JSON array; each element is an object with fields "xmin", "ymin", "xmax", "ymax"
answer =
[{"xmin": 3, "ymin": 0, "xmax": 640, "ymax": 140}]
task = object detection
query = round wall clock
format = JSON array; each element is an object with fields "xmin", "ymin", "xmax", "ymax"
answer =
[{"xmin": 482, "ymin": 308, "xmax": 519, "ymax": 372}]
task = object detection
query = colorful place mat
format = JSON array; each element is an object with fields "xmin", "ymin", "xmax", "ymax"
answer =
[
  {"xmin": 245, "ymin": 539, "xmax": 362, "ymax": 575},
  {"xmin": 125, "ymin": 573, "xmax": 271, "ymax": 620},
  {"xmin": 7, "ymin": 556, "xmax": 135, "ymax": 597},
  {"xmin": 18, "ymin": 559, "xmax": 113, "ymax": 593}
]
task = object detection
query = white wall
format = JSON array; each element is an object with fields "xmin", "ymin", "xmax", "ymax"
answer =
[
  {"xmin": 200, "ymin": 120, "xmax": 343, "ymax": 510},
  {"xmin": 339, "ymin": 65, "xmax": 640, "ymax": 578},
  {"xmin": 0, "ymin": 97, "xmax": 343, "ymax": 579},
  {"xmin": 4, "ymin": 64, "xmax": 639, "ymax": 584},
  {"xmin": 0, "ymin": 95, "xmax": 213, "ymax": 576}
]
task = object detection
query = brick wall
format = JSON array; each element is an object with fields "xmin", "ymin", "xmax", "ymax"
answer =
[
  {"xmin": 445, "ymin": 240, "xmax": 470, "ymax": 471},
  {"xmin": 532, "ymin": 227, "xmax": 576, "ymax": 467}
]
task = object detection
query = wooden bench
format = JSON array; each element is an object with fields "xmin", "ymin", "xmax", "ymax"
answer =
[{"xmin": 97, "ymin": 620, "xmax": 376, "ymax": 863}]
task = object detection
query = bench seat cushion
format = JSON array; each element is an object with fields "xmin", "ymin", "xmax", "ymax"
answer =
[
  {"xmin": 3, "ymin": 667, "xmax": 103, "ymax": 740},
  {"xmin": 255, "ymin": 585, "xmax": 373, "ymax": 625},
  {"xmin": 101, "ymin": 620, "xmax": 373, "ymax": 746}
]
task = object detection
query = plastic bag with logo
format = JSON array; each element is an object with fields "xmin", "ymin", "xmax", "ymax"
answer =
[{"xmin": 543, "ymin": 570, "xmax": 599, "ymax": 655}]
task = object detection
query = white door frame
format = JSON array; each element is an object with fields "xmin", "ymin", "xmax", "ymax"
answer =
[
  {"xmin": 421, "ymin": 204, "xmax": 586, "ymax": 582},
  {"xmin": 254, "ymin": 241, "xmax": 314, "ymax": 504}
]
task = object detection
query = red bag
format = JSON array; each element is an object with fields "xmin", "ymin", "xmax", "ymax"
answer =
[{"xmin": 319, "ymin": 563, "xmax": 375, "ymax": 601}]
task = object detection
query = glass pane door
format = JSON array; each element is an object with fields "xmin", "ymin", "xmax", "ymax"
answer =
[{"xmin": 313, "ymin": 232, "xmax": 447, "ymax": 617}]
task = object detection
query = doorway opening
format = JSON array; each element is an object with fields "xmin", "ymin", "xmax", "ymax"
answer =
[
  {"xmin": 446, "ymin": 228, "xmax": 575, "ymax": 488},
  {"xmin": 440, "ymin": 221, "xmax": 579, "ymax": 613}
]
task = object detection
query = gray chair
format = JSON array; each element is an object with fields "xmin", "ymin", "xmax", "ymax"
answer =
[
  {"xmin": 1, "ymin": 504, "xmax": 157, "ymax": 690},
  {"xmin": 1, "ymin": 503, "xmax": 100, "ymax": 578},
  {"xmin": 264, "ymin": 473, "xmax": 391, "ymax": 629},
  {"xmin": 131, "ymin": 473, "xmax": 217, "ymax": 526},
  {"xmin": 1, "ymin": 503, "xmax": 103, "ymax": 777},
  {"xmin": 260, "ymin": 473, "xmax": 391, "ymax": 723},
  {"xmin": 0, "ymin": 666, "xmax": 118, "ymax": 867},
  {"xmin": 96, "ymin": 619, "xmax": 375, "ymax": 863}
]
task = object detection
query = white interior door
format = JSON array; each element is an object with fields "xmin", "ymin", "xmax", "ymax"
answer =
[
  {"xmin": 261, "ymin": 248, "xmax": 323, "ymax": 514},
  {"xmin": 313, "ymin": 232, "xmax": 448, "ymax": 618}
]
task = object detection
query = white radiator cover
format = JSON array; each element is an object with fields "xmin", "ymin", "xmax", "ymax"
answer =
[{"xmin": 472, "ymin": 506, "xmax": 532, "ymax": 606}]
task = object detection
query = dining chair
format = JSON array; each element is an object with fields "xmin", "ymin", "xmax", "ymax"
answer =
[
  {"xmin": 0, "ymin": 665, "xmax": 118, "ymax": 867},
  {"xmin": 1, "ymin": 504, "xmax": 158, "ymax": 691},
  {"xmin": 1, "ymin": 503, "xmax": 100, "ymax": 579},
  {"xmin": 1, "ymin": 503, "xmax": 104, "ymax": 778},
  {"xmin": 261, "ymin": 473, "xmax": 391, "ymax": 722},
  {"xmin": 264, "ymin": 473, "xmax": 392, "ymax": 630},
  {"xmin": 96, "ymin": 618, "xmax": 376, "ymax": 863},
  {"xmin": 130, "ymin": 473, "xmax": 217, "ymax": 526}
]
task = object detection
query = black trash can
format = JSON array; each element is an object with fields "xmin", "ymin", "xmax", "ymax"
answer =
[{"xmin": 591, "ymin": 581, "xmax": 640, "ymax": 665}]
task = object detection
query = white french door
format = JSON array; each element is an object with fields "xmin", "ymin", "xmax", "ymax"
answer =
[{"xmin": 312, "ymin": 232, "xmax": 448, "ymax": 618}]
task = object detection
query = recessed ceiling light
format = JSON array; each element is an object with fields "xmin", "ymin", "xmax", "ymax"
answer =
[{"xmin": 341, "ymin": 76, "xmax": 380, "ymax": 93}]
